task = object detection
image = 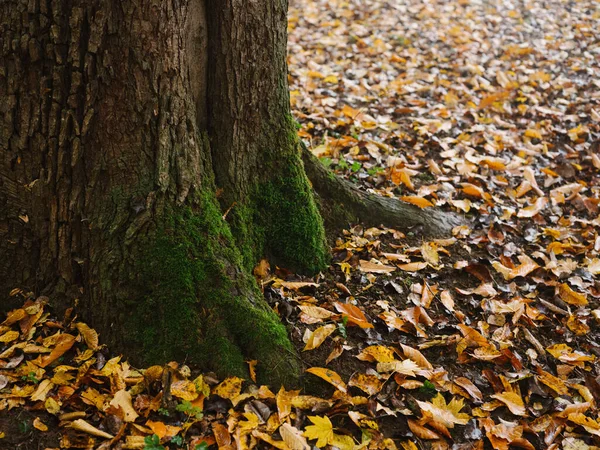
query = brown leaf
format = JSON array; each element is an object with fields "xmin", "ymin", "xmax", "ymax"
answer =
[{"xmin": 334, "ymin": 302, "xmax": 373, "ymax": 328}]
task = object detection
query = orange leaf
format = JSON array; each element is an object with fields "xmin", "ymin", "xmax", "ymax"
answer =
[
  {"xmin": 558, "ymin": 283, "xmax": 588, "ymax": 306},
  {"xmin": 334, "ymin": 302, "xmax": 373, "ymax": 328},
  {"xmin": 146, "ymin": 420, "xmax": 182, "ymax": 439},
  {"xmin": 305, "ymin": 367, "xmax": 347, "ymax": 392},
  {"xmin": 400, "ymin": 196, "xmax": 434, "ymax": 208},
  {"xmin": 36, "ymin": 334, "xmax": 76, "ymax": 368}
]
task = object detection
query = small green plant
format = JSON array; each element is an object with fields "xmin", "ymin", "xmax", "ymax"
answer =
[
  {"xmin": 337, "ymin": 159, "xmax": 349, "ymax": 170},
  {"xmin": 144, "ymin": 434, "xmax": 165, "ymax": 450},
  {"xmin": 195, "ymin": 442, "xmax": 210, "ymax": 450},
  {"xmin": 319, "ymin": 157, "xmax": 333, "ymax": 168},
  {"xmin": 21, "ymin": 372, "xmax": 39, "ymax": 384},
  {"xmin": 170, "ymin": 435, "xmax": 184, "ymax": 447},
  {"xmin": 418, "ymin": 379, "xmax": 438, "ymax": 398},
  {"xmin": 351, "ymin": 161, "xmax": 362, "ymax": 172},
  {"xmin": 18, "ymin": 419, "xmax": 31, "ymax": 434},
  {"xmin": 176, "ymin": 400, "xmax": 204, "ymax": 420},
  {"xmin": 416, "ymin": 171, "xmax": 435, "ymax": 182},
  {"xmin": 338, "ymin": 315, "xmax": 349, "ymax": 339},
  {"xmin": 367, "ymin": 166, "xmax": 383, "ymax": 176},
  {"xmin": 158, "ymin": 407, "xmax": 170, "ymax": 417}
]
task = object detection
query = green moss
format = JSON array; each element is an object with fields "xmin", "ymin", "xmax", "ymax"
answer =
[
  {"xmin": 226, "ymin": 114, "xmax": 329, "ymax": 274},
  {"xmin": 254, "ymin": 160, "xmax": 329, "ymax": 273},
  {"xmin": 126, "ymin": 191, "xmax": 299, "ymax": 385}
]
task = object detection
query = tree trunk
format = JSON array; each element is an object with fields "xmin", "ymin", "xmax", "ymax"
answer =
[
  {"xmin": 0, "ymin": 0, "xmax": 320, "ymax": 386},
  {"xmin": 0, "ymin": 0, "xmax": 460, "ymax": 386}
]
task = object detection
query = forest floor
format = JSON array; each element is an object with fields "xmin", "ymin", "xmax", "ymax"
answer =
[{"xmin": 2, "ymin": 0, "xmax": 600, "ymax": 449}]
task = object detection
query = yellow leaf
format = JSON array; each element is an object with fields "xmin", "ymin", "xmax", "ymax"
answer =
[
  {"xmin": 568, "ymin": 413, "xmax": 600, "ymax": 437},
  {"xmin": 306, "ymin": 367, "xmax": 347, "ymax": 392},
  {"xmin": 490, "ymin": 392, "xmax": 526, "ymax": 416},
  {"xmin": 2, "ymin": 309, "xmax": 26, "ymax": 326},
  {"xmin": 454, "ymin": 377, "xmax": 483, "ymax": 403},
  {"xmin": 517, "ymin": 197, "xmax": 547, "ymax": 218},
  {"xmin": 462, "ymin": 183, "xmax": 486, "ymax": 198},
  {"xmin": 421, "ymin": 242, "xmax": 439, "ymax": 266},
  {"xmin": 45, "ymin": 397, "xmax": 61, "ymax": 415},
  {"xmin": 479, "ymin": 91, "xmax": 510, "ymax": 109},
  {"xmin": 416, "ymin": 393, "xmax": 470, "ymax": 428},
  {"xmin": 558, "ymin": 283, "xmax": 588, "ymax": 306},
  {"xmin": 348, "ymin": 373, "xmax": 383, "ymax": 396},
  {"xmin": 304, "ymin": 415, "xmax": 334, "ymax": 447},
  {"xmin": 298, "ymin": 305, "xmax": 335, "ymax": 321},
  {"xmin": 274, "ymin": 280, "xmax": 320, "ymax": 290},
  {"xmin": 376, "ymin": 359, "xmax": 420, "ymax": 376},
  {"xmin": 407, "ymin": 419, "xmax": 441, "ymax": 440},
  {"xmin": 330, "ymin": 433, "xmax": 355, "ymax": 450},
  {"xmin": 546, "ymin": 343, "xmax": 573, "ymax": 359},
  {"xmin": 52, "ymin": 369, "xmax": 75, "ymax": 386},
  {"xmin": 171, "ymin": 380, "xmax": 198, "ymax": 401},
  {"xmin": 81, "ymin": 387, "xmax": 106, "ymax": 410},
  {"xmin": 247, "ymin": 360, "xmax": 257, "ymax": 383},
  {"xmin": 238, "ymin": 412, "xmax": 260, "ymax": 434},
  {"xmin": 440, "ymin": 290, "xmax": 455, "ymax": 312},
  {"xmin": 0, "ymin": 331, "xmax": 20, "ymax": 343},
  {"xmin": 492, "ymin": 255, "xmax": 539, "ymax": 280},
  {"xmin": 481, "ymin": 159, "xmax": 506, "ymax": 170},
  {"xmin": 212, "ymin": 376, "xmax": 243, "ymax": 400},
  {"xmin": 535, "ymin": 367, "xmax": 569, "ymax": 396},
  {"xmin": 31, "ymin": 379, "xmax": 54, "ymax": 402},
  {"xmin": 524, "ymin": 129, "xmax": 543, "ymax": 139},
  {"xmin": 303, "ymin": 324, "xmax": 336, "ymax": 351},
  {"xmin": 33, "ymin": 417, "xmax": 48, "ymax": 432},
  {"xmin": 109, "ymin": 389, "xmax": 139, "ymax": 422},
  {"xmin": 36, "ymin": 333, "xmax": 76, "ymax": 368},
  {"xmin": 74, "ymin": 323, "xmax": 99, "ymax": 350},
  {"xmin": 401, "ymin": 344, "xmax": 433, "ymax": 370},
  {"xmin": 356, "ymin": 345, "xmax": 396, "ymax": 363}
]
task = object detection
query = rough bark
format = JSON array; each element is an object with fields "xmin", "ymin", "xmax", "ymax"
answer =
[
  {"xmin": 301, "ymin": 145, "xmax": 464, "ymax": 237},
  {"xmin": 207, "ymin": 0, "xmax": 329, "ymax": 274},
  {"xmin": 0, "ymin": 0, "xmax": 307, "ymax": 386}
]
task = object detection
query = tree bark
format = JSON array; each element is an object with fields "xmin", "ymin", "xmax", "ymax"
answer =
[
  {"xmin": 0, "ymin": 0, "xmax": 310, "ymax": 386},
  {"xmin": 0, "ymin": 0, "xmax": 461, "ymax": 386}
]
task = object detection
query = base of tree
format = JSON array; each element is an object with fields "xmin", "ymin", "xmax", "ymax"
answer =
[{"xmin": 103, "ymin": 194, "xmax": 302, "ymax": 388}]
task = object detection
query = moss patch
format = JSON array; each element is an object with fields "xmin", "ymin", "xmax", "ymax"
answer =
[
  {"xmin": 227, "ymin": 115, "xmax": 329, "ymax": 274},
  {"xmin": 126, "ymin": 192, "xmax": 300, "ymax": 385}
]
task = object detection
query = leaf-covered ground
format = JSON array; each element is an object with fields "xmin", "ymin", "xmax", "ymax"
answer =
[{"xmin": 2, "ymin": 0, "xmax": 600, "ymax": 449}]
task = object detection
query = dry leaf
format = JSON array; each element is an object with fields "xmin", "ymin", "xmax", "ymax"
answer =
[
  {"xmin": 305, "ymin": 367, "xmax": 347, "ymax": 392},
  {"xmin": 303, "ymin": 324, "xmax": 336, "ymax": 351}
]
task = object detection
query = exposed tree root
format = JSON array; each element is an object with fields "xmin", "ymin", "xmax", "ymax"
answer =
[{"xmin": 301, "ymin": 144, "xmax": 465, "ymax": 237}]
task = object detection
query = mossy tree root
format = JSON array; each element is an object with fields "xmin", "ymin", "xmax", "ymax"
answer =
[
  {"xmin": 126, "ymin": 195, "xmax": 300, "ymax": 387},
  {"xmin": 300, "ymin": 144, "xmax": 464, "ymax": 237}
]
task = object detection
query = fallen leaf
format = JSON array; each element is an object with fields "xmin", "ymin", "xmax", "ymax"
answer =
[
  {"xmin": 306, "ymin": 367, "xmax": 347, "ymax": 392},
  {"xmin": 491, "ymin": 392, "xmax": 526, "ymax": 416},
  {"xmin": 304, "ymin": 415, "xmax": 334, "ymax": 447},
  {"xmin": 334, "ymin": 302, "xmax": 373, "ymax": 328},
  {"xmin": 303, "ymin": 324, "xmax": 336, "ymax": 351}
]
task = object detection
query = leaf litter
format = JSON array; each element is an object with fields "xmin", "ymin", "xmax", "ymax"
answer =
[{"xmin": 3, "ymin": 0, "xmax": 600, "ymax": 448}]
